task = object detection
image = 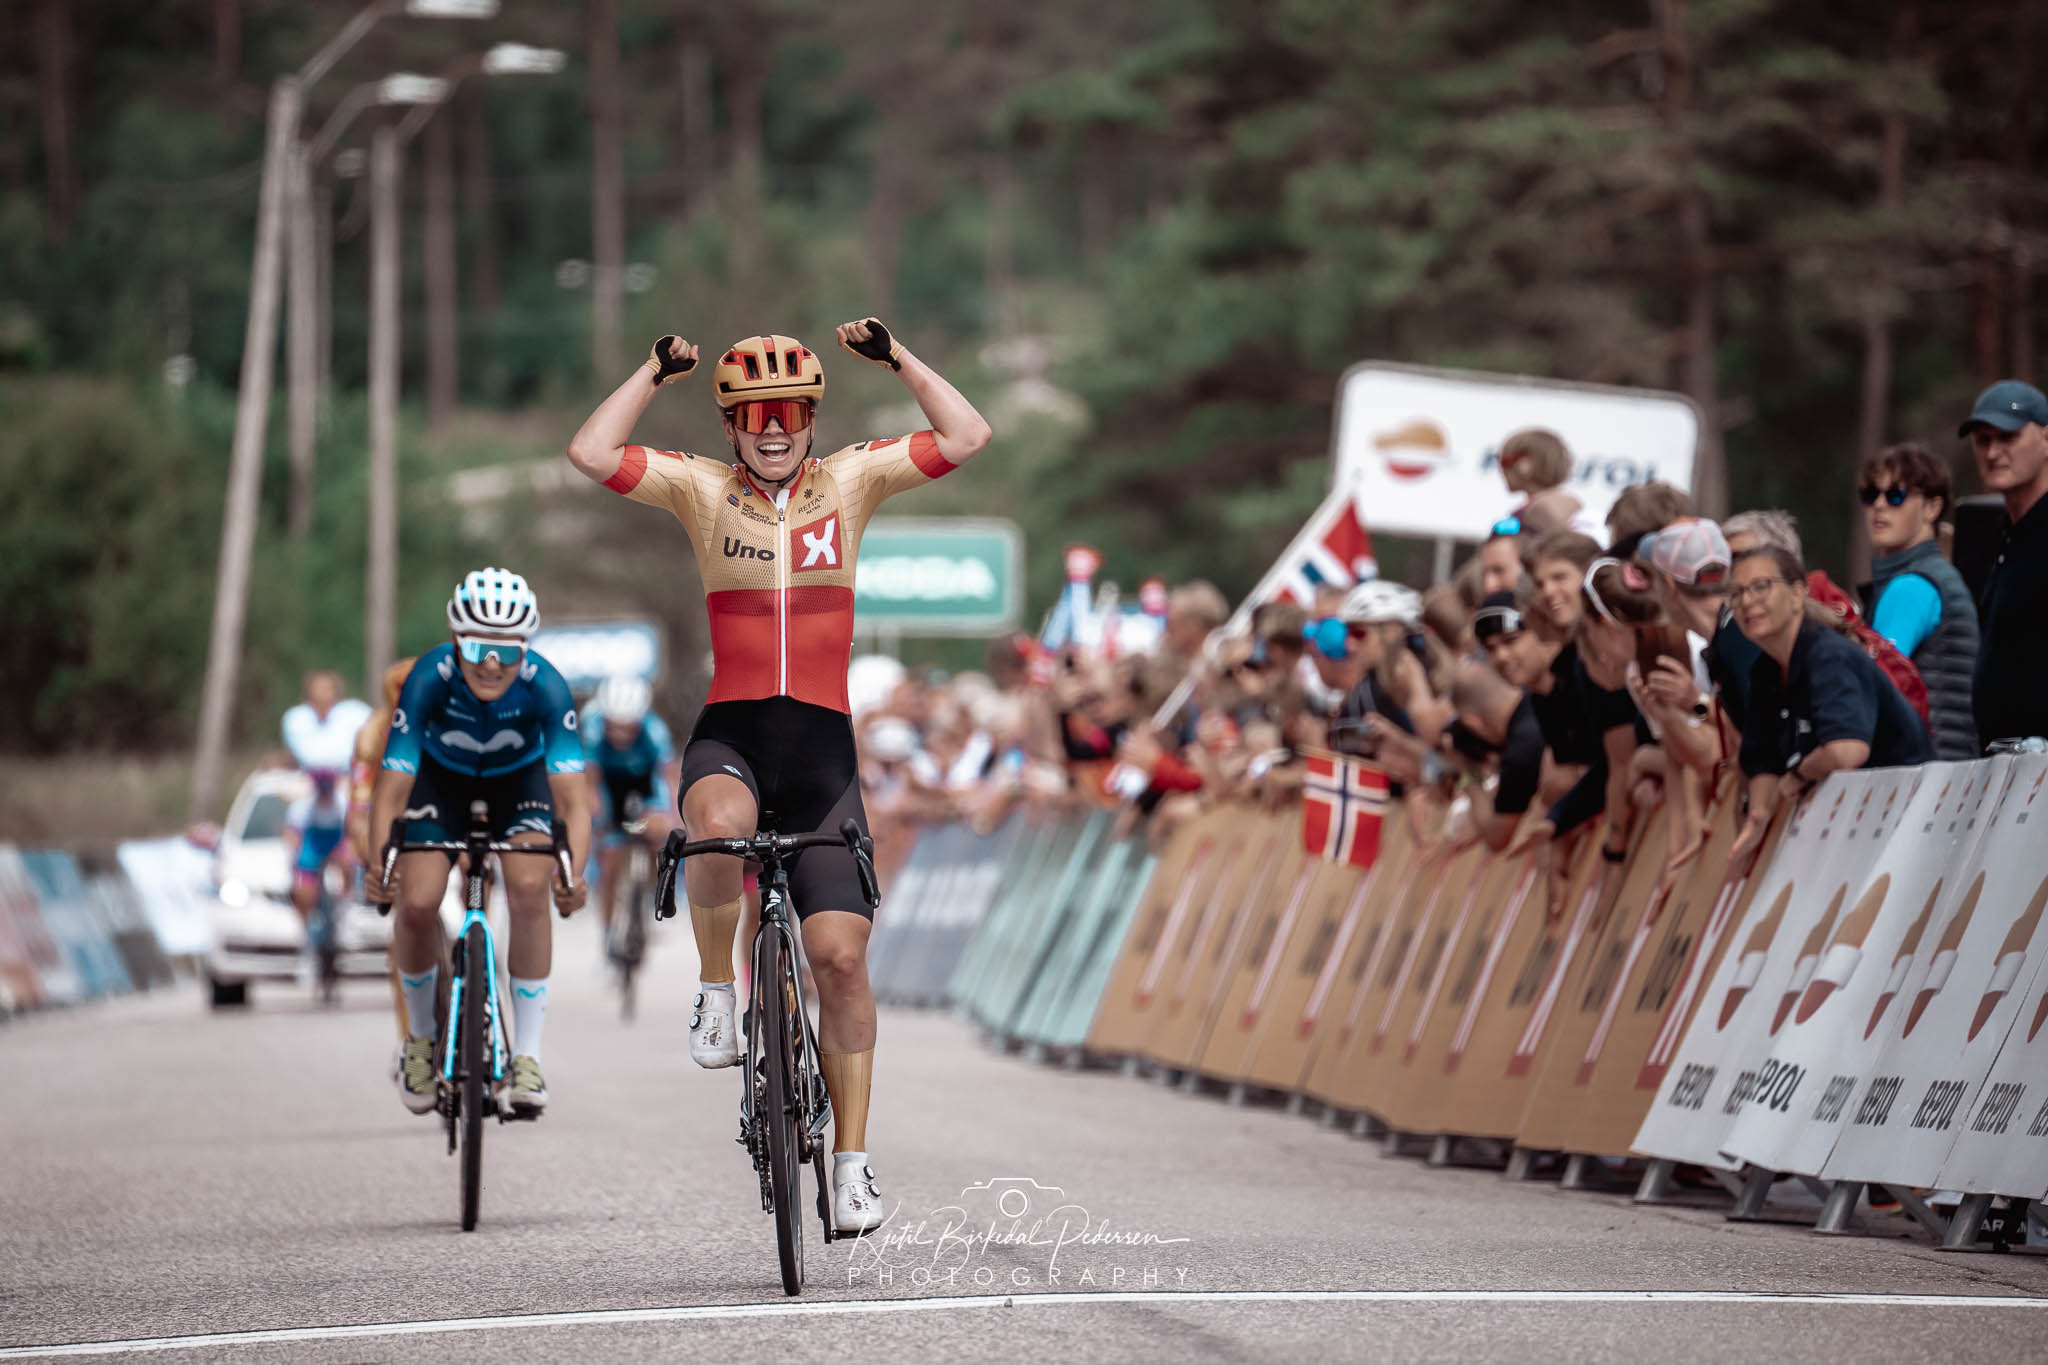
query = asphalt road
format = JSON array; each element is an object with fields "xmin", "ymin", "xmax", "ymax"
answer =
[{"xmin": 2, "ymin": 918, "xmax": 2043, "ymax": 1363}]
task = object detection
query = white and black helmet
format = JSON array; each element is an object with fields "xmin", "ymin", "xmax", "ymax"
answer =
[
  {"xmin": 1340, "ymin": 579, "xmax": 1423, "ymax": 629},
  {"xmin": 593, "ymin": 674, "xmax": 651, "ymax": 726},
  {"xmin": 447, "ymin": 567, "xmax": 540, "ymax": 638}
]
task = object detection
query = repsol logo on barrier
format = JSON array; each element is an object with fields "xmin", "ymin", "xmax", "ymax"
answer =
[
  {"xmin": 1969, "ymin": 1082, "xmax": 2025, "ymax": 1136},
  {"xmin": 1811, "ymin": 1074, "xmax": 1857, "ymax": 1124},
  {"xmin": 1669, "ymin": 1062, "xmax": 1715, "ymax": 1111},
  {"xmin": 723, "ymin": 538, "xmax": 775, "ymax": 561},
  {"xmin": 1909, "ymin": 1078, "xmax": 1970, "ymax": 1131},
  {"xmin": 1725, "ymin": 1059, "xmax": 1805, "ymax": 1115},
  {"xmin": 2030, "ymin": 1096, "xmax": 2048, "ymax": 1138},
  {"xmin": 1480, "ymin": 450, "xmax": 1662, "ymax": 490},
  {"xmin": 1855, "ymin": 1075, "xmax": 1903, "ymax": 1126},
  {"xmin": 1634, "ymin": 925, "xmax": 1694, "ymax": 1014}
]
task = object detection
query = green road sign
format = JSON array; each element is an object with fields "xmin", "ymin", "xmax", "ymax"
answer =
[{"xmin": 854, "ymin": 517, "xmax": 1023, "ymax": 635}]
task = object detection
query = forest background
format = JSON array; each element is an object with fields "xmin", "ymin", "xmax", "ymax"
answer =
[{"xmin": 3, "ymin": 0, "xmax": 2044, "ymax": 797}]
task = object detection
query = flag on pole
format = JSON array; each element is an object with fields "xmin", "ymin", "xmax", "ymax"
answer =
[
  {"xmin": 1269, "ymin": 490, "xmax": 1377, "ymax": 606},
  {"xmin": 1302, "ymin": 750, "xmax": 1390, "ymax": 869}
]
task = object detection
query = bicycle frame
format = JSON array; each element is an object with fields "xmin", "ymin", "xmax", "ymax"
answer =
[{"xmin": 379, "ymin": 803, "xmax": 576, "ymax": 1110}]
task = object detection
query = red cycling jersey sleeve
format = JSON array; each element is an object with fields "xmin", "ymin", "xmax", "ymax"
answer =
[
  {"xmin": 833, "ymin": 431, "xmax": 956, "ymax": 524},
  {"xmin": 607, "ymin": 444, "xmax": 719, "ymax": 522}
]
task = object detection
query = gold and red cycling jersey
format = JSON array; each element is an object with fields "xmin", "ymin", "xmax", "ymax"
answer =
[{"xmin": 605, "ymin": 432, "xmax": 955, "ymax": 713}]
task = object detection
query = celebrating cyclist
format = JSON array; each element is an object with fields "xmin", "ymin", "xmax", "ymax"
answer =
[
  {"xmin": 281, "ymin": 670, "xmax": 372, "ymax": 930},
  {"xmin": 583, "ymin": 674, "xmax": 678, "ymax": 940},
  {"xmin": 566, "ymin": 319, "xmax": 992, "ymax": 1232},
  {"xmin": 364, "ymin": 569, "xmax": 593, "ymax": 1118}
]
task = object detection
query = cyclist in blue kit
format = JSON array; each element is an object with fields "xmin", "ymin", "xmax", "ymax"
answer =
[
  {"xmin": 583, "ymin": 674, "xmax": 679, "ymax": 940},
  {"xmin": 364, "ymin": 569, "xmax": 593, "ymax": 1117}
]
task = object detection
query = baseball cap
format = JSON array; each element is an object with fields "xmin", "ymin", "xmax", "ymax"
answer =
[
  {"xmin": 1958, "ymin": 380, "xmax": 2048, "ymax": 437},
  {"xmin": 1636, "ymin": 517, "xmax": 1732, "ymax": 590}
]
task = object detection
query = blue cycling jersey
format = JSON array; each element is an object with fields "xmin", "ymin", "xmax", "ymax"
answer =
[
  {"xmin": 383, "ymin": 644, "xmax": 585, "ymax": 779},
  {"xmin": 582, "ymin": 710, "xmax": 676, "ymax": 778}
]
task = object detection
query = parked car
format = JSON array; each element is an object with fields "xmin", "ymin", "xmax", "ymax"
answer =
[{"xmin": 205, "ymin": 768, "xmax": 391, "ymax": 1008}]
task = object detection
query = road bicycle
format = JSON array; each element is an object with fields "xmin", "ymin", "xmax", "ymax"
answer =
[
  {"xmin": 379, "ymin": 800, "xmax": 577, "ymax": 1232},
  {"xmin": 656, "ymin": 816, "xmax": 879, "ymax": 1295},
  {"xmin": 606, "ymin": 795, "xmax": 655, "ymax": 1021}
]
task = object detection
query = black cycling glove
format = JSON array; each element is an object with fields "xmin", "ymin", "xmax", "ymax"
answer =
[
  {"xmin": 645, "ymin": 335, "xmax": 697, "ymax": 385},
  {"xmin": 839, "ymin": 317, "xmax": 903, "ymax": 370}
]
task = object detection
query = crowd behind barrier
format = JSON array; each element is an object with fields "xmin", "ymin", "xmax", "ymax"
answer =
[
  {"xmin": 861, "ymin": 381, "xmax": 2048, "ymax": 1255},
  {"xmin": 871, "ymin": 752, "xmax": 2048, "ymax": 1253}
]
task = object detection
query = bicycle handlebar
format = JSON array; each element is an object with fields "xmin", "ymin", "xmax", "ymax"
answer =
[
  {"xmin": 373, "ymin": 807, "xmax": 578, "ymax": 917},
  {"xmin": 667, "ymin": 819, "xmax": 880, "ymax": 911}
]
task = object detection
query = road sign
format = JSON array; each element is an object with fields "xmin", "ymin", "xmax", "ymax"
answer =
[
  {"xmin": 530, "ymin": 619, "xmax": 663, "ymax": 689},
  {"xmin": 1331, "ymin": 363, "xmax": 1699, "ymax": 543},
  {"xmin": 855, "ymin": 517, "xmax": 1022, "ymax": 635}
]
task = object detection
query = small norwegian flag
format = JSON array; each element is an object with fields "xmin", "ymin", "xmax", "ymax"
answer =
[{"xmin": 1301, "ymin": 751, "xmax": 1390, "ymax": 870}]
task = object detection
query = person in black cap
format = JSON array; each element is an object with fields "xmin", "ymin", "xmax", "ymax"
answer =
[{"xmin": 1961, "ymin": 379, "xmax": 2048, "ymax": 746}]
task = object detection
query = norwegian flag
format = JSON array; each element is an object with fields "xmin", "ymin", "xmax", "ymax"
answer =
[
  {"xmin": 1301, "ymin": 751, "xmax": 1390, "ymax": 869},
  {"xmin": 1268, "ymin": 488, "xmax": 1377, "ymax": 606}
]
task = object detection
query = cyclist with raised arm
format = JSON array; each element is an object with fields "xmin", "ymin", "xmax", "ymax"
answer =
[
  {"xmin": 583, "ymin": 674, "xmax": 678, "ymax": 941},
  {"xmin": 364, "ymin": 569, "xmax": 593, "ymax": 1117},
  {"xmin": 566, "ymin": 319, "xmax": 992, "ymax": 1233}
]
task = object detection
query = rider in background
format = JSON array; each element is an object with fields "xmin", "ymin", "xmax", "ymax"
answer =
[
  {"xmin": 582, "ymin": 674, "xmax": 678, "ymax": 941},
  {"xmin": 349, "ymin": 656, "xmax": 422, "ymax": 1042},
  {"xmin": 282, "ymin": 670, "xmax": 372, "ymax": 930},
  {"xmin": 364, "ymin": 569, "xmax": 592, "ymax": 1117}
]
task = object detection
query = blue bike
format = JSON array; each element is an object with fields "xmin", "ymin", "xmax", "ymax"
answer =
[{"xmin": 380, "ymin": 799, "xmax": 576, "ymax": 1231}]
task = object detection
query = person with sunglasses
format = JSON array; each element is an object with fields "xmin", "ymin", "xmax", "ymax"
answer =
[
  {"xmin": 1853, "ymin": 442, "xmax": 1979, "ymax": 760},
  {"xmin": 565, "ymin": 319, "xmax": 991, "ymax": 1234},
  {"xmin": 364, "ymin": 569, "xmax": 593, "ymax": 1118}
]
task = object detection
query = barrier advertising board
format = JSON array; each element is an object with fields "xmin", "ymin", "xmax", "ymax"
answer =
[{"xmin": 854, "ymin": 517, "xmax": 1022, "ymax": 635}]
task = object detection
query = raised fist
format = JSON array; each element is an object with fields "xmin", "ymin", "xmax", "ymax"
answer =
[{"xmin": 646, "ymin": 335, "xmax": 699, "ymax": 386}]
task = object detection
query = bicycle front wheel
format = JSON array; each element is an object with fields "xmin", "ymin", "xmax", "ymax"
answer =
[
  {"xmin": 757, "ymin": 925, "xmax": 804, "ymax": 1296},
  {"xmin": 458, "ymin": 921, "xmax": 489, "ymax": 1232}
]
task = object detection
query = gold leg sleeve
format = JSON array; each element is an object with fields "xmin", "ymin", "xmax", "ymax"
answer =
[
  {"xmin": 690, "ymin": 896, "xmax": 743, "ymax": 984},
  {"xmin": 820, "ymin": 1048, "xmax": 874, "ymax": 1154}
]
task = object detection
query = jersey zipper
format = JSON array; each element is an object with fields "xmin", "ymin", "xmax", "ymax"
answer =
[{"xmin": 775, "ymin": 486, "xmax": 792, "ymax": 696}]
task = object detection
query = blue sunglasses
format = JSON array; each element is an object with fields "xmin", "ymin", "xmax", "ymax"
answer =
[{"xmin": 456, "ymin": 636, "xmax": 527, "ymax": 668}]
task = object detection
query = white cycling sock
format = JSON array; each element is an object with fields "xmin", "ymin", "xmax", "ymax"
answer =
[
  {"xmin": 834, "ymin": 1150, "xmax": 869, "ymax": 1175},
  {"xmin": 510, "ymin": 976, "xmax": 549, "ymax": 1062},
  {"xmin": 399, "ymin": 966, "xmax": 438, "ymax": 1039},
  {"xmin": 699, "ymin": 980, "xmax": 736, "ymax": 1000}
]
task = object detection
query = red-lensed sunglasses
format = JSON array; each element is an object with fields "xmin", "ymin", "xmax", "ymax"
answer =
[{"xmin": 731, "ymin": 398, "xmax": 814, "ymax": 435}]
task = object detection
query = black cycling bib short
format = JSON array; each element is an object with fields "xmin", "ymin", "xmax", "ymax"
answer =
[{"xmin": 678, "ymin": 696, "xmax": 873, "ymax": 921}]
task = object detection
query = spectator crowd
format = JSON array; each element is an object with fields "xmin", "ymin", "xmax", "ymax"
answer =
[{"xmin": 850, "ymin": 378, "xmax": 2048, "ymax": 902}]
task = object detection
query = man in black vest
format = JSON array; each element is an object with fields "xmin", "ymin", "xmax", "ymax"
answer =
[
  {"xmin": 1855, "ymin": 442, "xmax": 1980, "ymax": 759},
  {"xmin": 1962, "ymin": 380, "xmax": 2048, "ymax": 746}
]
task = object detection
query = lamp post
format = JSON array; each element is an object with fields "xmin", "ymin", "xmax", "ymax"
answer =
[
  {"xmin": 363, "ymin": 46, "xmax": 565, "ymax": 686},
  {"xmin": 190, "ymin": 0, "xmax": 500, "ymax": 824}
]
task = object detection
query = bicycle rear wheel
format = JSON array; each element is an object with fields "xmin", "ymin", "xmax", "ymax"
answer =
[
  {"xmin": 458, "ymin": 920, "xmax": 488, "ymax": 1232},
  {"xmin": 757, "ymin": 925, "xmax": 803, "ymax": 1295}
]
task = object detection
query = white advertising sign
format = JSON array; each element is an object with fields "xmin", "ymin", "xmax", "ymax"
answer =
[
  {"xmin": 1719, "ymin": 763, "xmax": 2006, "ymax": 1177},
  {"xmin": 1631, "ymin": 770, "xmax": 1914, "ymax": 1168},
  {"xmin": 1826, "ymin": 756, "xmax": 2048, "ymax": 1191},
  {"xmin": 1932, "ymin": 757, "xmax": 2048, "ymax": 1199},
  {"xmin": 1332, "ymin": 363, "xmax": 1699, "ymax": 543}
]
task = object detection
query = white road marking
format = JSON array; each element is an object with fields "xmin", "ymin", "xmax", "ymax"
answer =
[{"xmin": 3, "ymin": 1289, "xmax": 2044, "ymax": 1358}]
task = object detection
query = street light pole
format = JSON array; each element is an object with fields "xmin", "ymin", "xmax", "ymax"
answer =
[
  {"xmin": 366, "ymin": 123, "xmax": 401, "ymax": 689},
  {"xmin": 190, "ymin": 74, "xmax": 299, "ymax": 822},
  {"xmin": 189, "ymin": 0, "xmax": 501, "ymax": 823}
]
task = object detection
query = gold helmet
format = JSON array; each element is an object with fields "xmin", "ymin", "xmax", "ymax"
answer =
[{"xmin": 712, "ymin": 335, "xmax": 826, "ymax": 409}]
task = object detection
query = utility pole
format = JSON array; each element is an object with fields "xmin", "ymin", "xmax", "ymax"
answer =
[
  {"xmin": 190, "ymin": 76, "xmax": 299, "ymax": 823},
  {"xmin": 287, "ymin": 140, "xmax": 320, "ymax": 539},
  {"xmin": 588, "ymin": 0, "xmax": 625, "ymax": 379},
  {"xmin": 366, "ymin": 123, "xmax": 401, "ymax": 688},
  {"xmin": 424, "ymin": 111, "xmax": 459, "ymax": 430}
]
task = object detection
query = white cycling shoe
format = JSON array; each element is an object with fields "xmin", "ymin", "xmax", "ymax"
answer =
[
  {"xmin": 832, "ymin": 1157, "xmax": 886, "ymax": 1235},
  {"xmin": 396, "ymin": 1035, "xmax": 438, "ymax": 1116},
  {"xmin": 689, "ymin": 986, "xmax": 739, "ymax": 1069}
]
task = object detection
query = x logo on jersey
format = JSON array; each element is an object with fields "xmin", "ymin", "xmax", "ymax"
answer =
[{"xmin": 795, "ymin": 514, "xmax": 840, "ymax": 571}]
